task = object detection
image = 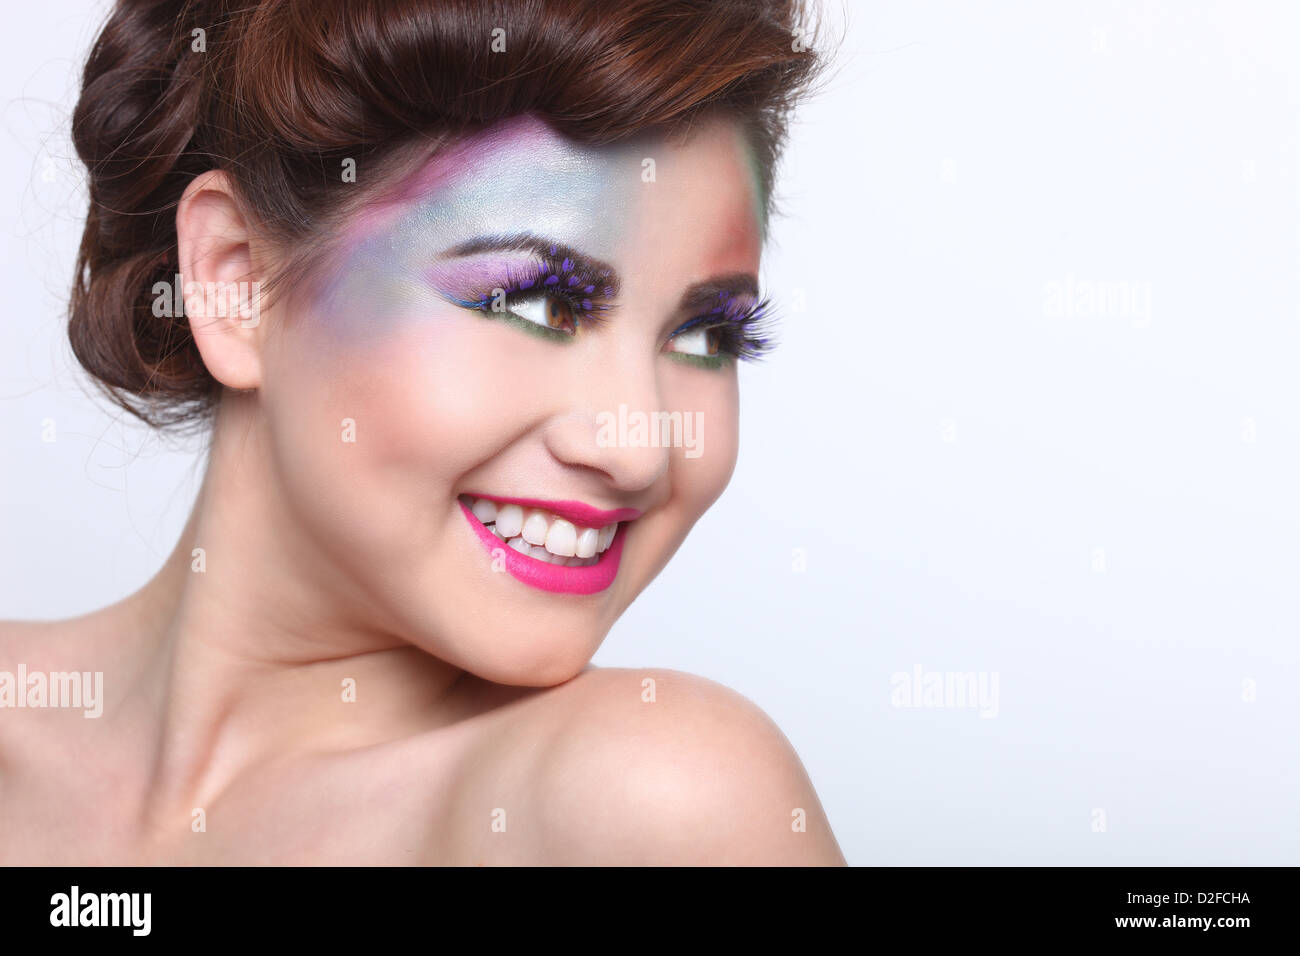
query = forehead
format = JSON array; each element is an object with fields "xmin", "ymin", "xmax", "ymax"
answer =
[
  {"xmin": 347, "ymin": 114, "xmax": 764, "ymax": 262},
  {"xmin": 313, "ymin": 115, "xmax": 766, "ymax": 322}
]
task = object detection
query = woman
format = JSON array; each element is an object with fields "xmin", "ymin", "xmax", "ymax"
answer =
[{"xmin": 0, "ymin": 0, "xmax": 845, "ymax": 864}]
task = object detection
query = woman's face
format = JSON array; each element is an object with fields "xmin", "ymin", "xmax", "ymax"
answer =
[{"xmin": 257, "ymin": 115, "xmax": 766, "ymax": 684}]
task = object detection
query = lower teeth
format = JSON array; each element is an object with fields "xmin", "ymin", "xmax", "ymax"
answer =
[{"xmin": 488, "ymin": 525, "xmax": 601, "ymax": 567}]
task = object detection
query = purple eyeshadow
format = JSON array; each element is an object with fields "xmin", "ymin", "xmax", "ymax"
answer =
[
  {"xmin": 432, "ymin": 249, "xmax": 617, "ymax": 321},
  {"xmin": 428, "ymin": 244, "xmax": 776, "ymax": 361}
]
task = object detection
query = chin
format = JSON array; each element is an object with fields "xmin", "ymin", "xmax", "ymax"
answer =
[{"xmin": 422, "ymin": 620, "xmax": 607, "ymax": 688}]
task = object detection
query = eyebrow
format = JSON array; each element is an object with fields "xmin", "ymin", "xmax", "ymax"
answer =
[{"xmin": 439, "ymin": 233, "xmax": 760, "ymax": 316}]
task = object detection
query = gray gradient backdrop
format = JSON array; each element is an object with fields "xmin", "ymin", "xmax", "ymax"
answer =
[{"xmin": 2, "ymin": 1, "xmax": 1297, "ymax": 865}]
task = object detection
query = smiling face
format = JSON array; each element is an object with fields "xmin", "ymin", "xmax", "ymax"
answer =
[{"xmin": 255, "ymin": 114, "xmax": 768, "ymax": 685}]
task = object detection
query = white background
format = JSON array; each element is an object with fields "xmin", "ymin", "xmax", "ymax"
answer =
[{"xmin": 2, "ymin": 1, "xmax": 1297, "ymax": 865}]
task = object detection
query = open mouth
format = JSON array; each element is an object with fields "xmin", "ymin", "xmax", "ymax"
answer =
[{"xmin": 457, "ymin": 494, "xmax": 640, "ymax": 594}]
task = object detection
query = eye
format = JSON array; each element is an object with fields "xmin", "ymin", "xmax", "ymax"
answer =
[
  {"xmin": 667, "ymin": 324, "xmax": 722, "ymax": 358},
  {"xmin": 510, "ymin": 293, "xmax": 577, "ymax": 334}
]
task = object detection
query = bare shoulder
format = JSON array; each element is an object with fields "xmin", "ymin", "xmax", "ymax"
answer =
[
  {"xmin": 461, "ymin": 666, "xmax": 846, "ymax": 865},
  {"xmin": 0, "ymin": 618, "xmax": 77, "ymax": 763},
  {"xmin": 0, "ymin": 612, "xmax": 120, "ymax": 670},
  {"xmin": 0, "ymin": 611, "xmax": 131, "ymax": 753},
  {"xmin": 0, "ymin": 617, "xmax": 72, "ymax": 680},
  {"xmin": 0, "ymin": 617, "xmax": 46, "ymax": 650}
]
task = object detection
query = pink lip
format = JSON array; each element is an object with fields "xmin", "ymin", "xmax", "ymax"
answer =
[
  {"xmin": 458, "ymin": 500, "xmax": 628, "ymax": 595},
  {"xmin": 463, "ymin": 494, "xmax": 642, "ymax": 529}
]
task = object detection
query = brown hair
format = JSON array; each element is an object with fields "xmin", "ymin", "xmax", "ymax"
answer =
[{"xmin": 69, "ymin": 0, "xmax": 823, "ymax": 430}]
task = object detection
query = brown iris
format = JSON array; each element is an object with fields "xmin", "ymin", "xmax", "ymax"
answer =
[{"xmin": 546, "ymin": 295, "xmax": 576, "ymax": 333}]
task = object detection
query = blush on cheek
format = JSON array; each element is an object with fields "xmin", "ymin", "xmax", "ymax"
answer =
[
  {"xmin": 294, "ymin": 308, "xmax": 552, "ymax": 479},
  {"xmin": 393, "ymin": 320, "xmax": 529, "ymax": 460},
  {"xmin": 259, "ymin": 313, "xmax": 501, "ymax": 572},
  {"xmin": 328, "ymin": 319, "xmax": 499, "ymax": 464}
]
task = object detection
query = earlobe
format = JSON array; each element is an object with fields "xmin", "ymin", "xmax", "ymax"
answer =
[{"xmin": 175, "ymin": 170, "xmax": 265, "ymax": 391}]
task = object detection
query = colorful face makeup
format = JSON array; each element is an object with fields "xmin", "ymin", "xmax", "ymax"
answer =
[
  {"xmin": 314, "ymin": 116, "xmax": 639, "ymax": 328},
  {"xmin": 258, "ymin": 114, "xmax": 767, "ymax": 685},
  {"xmin": 426, "ymin": 237, "xmax": 619, "ymax": 342},
  {"xmin": 313, "ymin": 115, "xmax": 773, "ymax": 366}
]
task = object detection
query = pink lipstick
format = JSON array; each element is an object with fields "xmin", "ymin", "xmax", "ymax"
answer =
[{"xmin": 458, "ymin": 497, "xmax": 633, "ymax": 595}]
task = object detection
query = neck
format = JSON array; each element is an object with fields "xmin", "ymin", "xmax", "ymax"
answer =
[{"xmin": 116, "ymin": 393, "xmax": 467, "ymax": 824}]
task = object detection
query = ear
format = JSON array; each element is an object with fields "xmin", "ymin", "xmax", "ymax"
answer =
[{"xmin": 175, "ymin": 170, "xmax": 266, "ymax": 390}]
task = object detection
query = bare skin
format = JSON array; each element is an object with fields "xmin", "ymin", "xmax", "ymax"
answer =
[
  {"xmin": 0, "ymin": 117, "xmax": 845, "ymax": 865},
  {"xmin": 0, "ymin": 569, "xmax": 844, "ymax": 865}
]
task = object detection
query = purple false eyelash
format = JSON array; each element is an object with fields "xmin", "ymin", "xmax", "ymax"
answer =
[
  {"xmin": 446, "ymin": 247, "xmax": 778, "ymax": 361},
  {"xmin": 676, "ymin": 290, "xmax": 779, "ymax": 361},
  {"xmin": 451, "ymin": 246, "xmax": 616, "ymax": 319}
]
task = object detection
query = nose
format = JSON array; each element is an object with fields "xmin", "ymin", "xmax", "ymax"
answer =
[{"xmin": 540, "ymin": 345, "xmax": 671, "ymax": 494}]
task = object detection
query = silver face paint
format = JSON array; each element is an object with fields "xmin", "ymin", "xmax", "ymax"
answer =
[{"xmin": 312, "ymin": 116, "xmax": 649, "ymax": 334}]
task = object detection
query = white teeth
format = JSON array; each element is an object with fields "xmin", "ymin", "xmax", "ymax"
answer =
[
  {"xmin": 575, "ymin": 527, "xmax": 599, "ymax": 559},
  {"xmin": 545, "ymin": 519, "xmax": 577, "ymax": 557},
  {"xmin": 464, "ymin": 496, "xmax": 623, "ymax": 565},
  {"xmin": 522, "ymin": 510, "xmax": 549, "ymax": 546},
  {"xmin": 501, "ymin": 533, "xmax": 598, "ymax": 566},
  {"xmin": 495, "ymin": 504, "xmax": 524, "ymax": 539},
  {"xmin": 471, "ymin": 498, "xmax": 498, "ymax": 524}
]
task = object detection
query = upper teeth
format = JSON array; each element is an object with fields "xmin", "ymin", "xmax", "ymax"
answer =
[{"xmin": 464, "ymin": 496, "xmax": 619, "ymax": 567}]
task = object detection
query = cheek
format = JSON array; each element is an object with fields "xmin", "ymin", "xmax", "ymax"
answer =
[
  {"xmin": 663, "ymin": 369, "xmax": 740, "ymax": 515},
  {"xmin": 258, "ymin": 305, "xmax": 529, "ymax": 533}
]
